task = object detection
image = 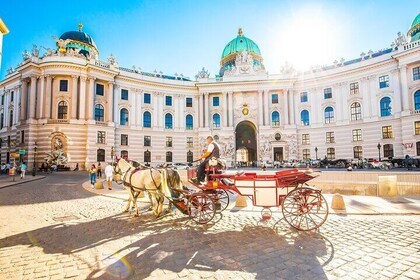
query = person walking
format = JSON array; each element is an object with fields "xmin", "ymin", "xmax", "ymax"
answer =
[
  {"xmin": 89, "ymin": 164, "xmax": 97, "ymax": 188},
  {"xmin": 104, "ymin": 163, "xmax": 114, "ymax": 190},
  {"xmin": 97, "ymin": 162, "xmax": 102, "ymax": 178},
  {"xmin": 20, "ymin": 162, "xmax": 27, "ymax": 179}
]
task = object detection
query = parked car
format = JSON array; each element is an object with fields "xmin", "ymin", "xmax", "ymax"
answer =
[{"xmin": 171, "ymin": 162, "xmax": 190, "ymax": 170}]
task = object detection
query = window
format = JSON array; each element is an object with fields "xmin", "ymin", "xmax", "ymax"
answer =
[
  {"xmin": 212, "ymin": 113, "xmax": 220, "ymax": 128},
  {"xmin": 59, "ymin": 80, "xmax": 68, "ymax": 92},
  {"xmin": 144, "ymin": 150, "xmax": 151, "ymax": 163},
  {"xmin": 302, "ymin": 149, "xmax": 310, "ymax": 160},
  {"xmin": 186, "ymin": 114, "xmax": 193, "ymax": 130},
  {"xmin": 379, "ymin": 75, "xmax": 389, "ymax": 89},
  {"xmin": 187, "ymin": 137, "xmax": 193, "ymax": 148},
  {"xmin": 272, "ymin": 94, "xmax": 278, "ymax": 104},
  {"xmin": 165, "ymin": 96, "xmax": 172, "ymax": 106},
  {"xmin": 324, "ymin": 88, "xmax": 332, "ymax": 99},
  {"xmin": 350, "ymin": 102, "xmax": 362, "ymax": 120},
  {"xmin": 415, "ymin": 121, "xmax": 420, "ymax": 135},
  {"xmin": 144, "ymin": 136, "xmax": 151, "ymax": 146},
  {"xmin": 353, "ymin": 146, "xmax": 363, "ymax": 159},
  {"xmin": 271, "ymin": 111, "xmax": 280, "ymax": 127},
  {"xmin": 417, "ymin": 141, "xmax": 420, "ymax": 156},
  {"xmin": 414, "ymin": 66, "xmax": 420, "ymax": 81},
  {"xmin": 166, "ymin": 151, "xmax": 172, "ymax": 163},
  {"xmin": 327, "ymin": 148, "xmax": 335, "ymax": 160},
  {"xmin": 166, "ymin": 137, "xmax": 173, "ymax": 147},
  {"xmin": 186, "ymin": 97, "xmax": 192, "ymax": 107},
  {"xmin": 121, "ymin": 89, "xmax": 128, "ymax": 100},
  {"xmin": 165, "ymin": 113, "xmax": 173, "ymax": 129},
  {"xmin": 380, "ymin": 97, "xmax": 392, "ymax": 117},
  {"xmin": 382, "ymin": 126, "xmax": 393, "ymax": 139},
  {"xmin": 143, "ymin": 111, "xmax": 151, "ymax": 127},
  {"xmin": 96, "ymin": 83, "xmax": 104, "ymax": 95},
  {"xmin": 0, "ymin": 113, "xmax": 3, "ymax": 129},
  {"xmin": 302, "ymin": 134, "xmax": 310, "ymax": 145},
  {"xmin": 97, "ymin": 131, "xmax": 106, "ymax": 144},
  {"xmin": 301, "ymin": 110, "xmax": 310, "ymax": 126},
  {"xmin": 97, "ymin": 149, "xmax": 105, "ymax": 162},
  {"xmin": 414, "ymin": 90, "xmax": 420, "ymax": 110},
  {"xmin": 300, "ymin": 92, "xmax": 308, "ymax": 103},
  {"xmin": 10, "ymin": 91, "xmax": 14, "ymax": 102},
  {"xmin": 383, "ymin": 144, "xmax": 394, "ymax": 158},
  {"xmin": 121, "ymin": 134, "xmax": 128, "ymax": 146},
  {"xmin": 352, "ymin": 129, "xmax": 362, "ymax": 141},
  {"xmin": 9, "ymin": 110, "xmax": 13, "ymax": 127},
  {"xmin": 120, "ymin": 108, "xmax": 129, "ymax": 125},
  {"xmin": 95, "ymin": 104, "xmax": 104, "ymax": 122},
  {"xmin": 326, "ymin": 132, "xmax": 335, "ymax": 143},
  {"xmin": 213, "ymin": 96, "xmax": 220, "ymax": 106},
  {"xmin": 57, "ymin": 101, "xmax": 68, "ymax": 119},
  {"xmin": 121, "ymin": 150, "xmax": 128, "ymax": 159},
  {"xmin": 187, "ymin": 151, "xmax": 193, "ymax": 163},
  {"xmin": 144, "ymin": 93, "xmax": 151, "ymax": 104},
  {"xmin": 324, "ymin": 107, "xmax": 334, "ymax": 124},
  {"xmin": 350, "ymin": 82, "xmax": 359, "ymax": 95},
  {"xmin": 21, "ymin": 130, "xmax": 24, "ymax": 143}
]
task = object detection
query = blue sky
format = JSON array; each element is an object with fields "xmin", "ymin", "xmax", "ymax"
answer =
[{"xmin": 0, "ymin": 1, "xmax": 418, "ymax": 79}]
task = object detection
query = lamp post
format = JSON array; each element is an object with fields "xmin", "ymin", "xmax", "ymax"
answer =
[
  {"xmin": 32, "ymin": 142, "xmax": 37, "ymax": 176},
  {"xmin": 315, "ymin": 147, "xmax": 318, "ymax": 160},
  {"xmin": 377, "ymin": 143, "xmax": 381, "ymax": 161}
]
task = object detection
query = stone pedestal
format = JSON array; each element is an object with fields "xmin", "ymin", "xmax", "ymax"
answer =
[{"xmin": 378, "ymin": 175, "xmax": 398, "ymax": 196}]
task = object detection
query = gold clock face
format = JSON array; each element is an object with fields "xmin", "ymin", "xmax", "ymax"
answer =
[{"xmin": 242, "ymin": 108, "xmax": 249, "ymax": 115}]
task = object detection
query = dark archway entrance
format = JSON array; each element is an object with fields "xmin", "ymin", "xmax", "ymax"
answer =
[{"xmin": 235, "ymin": 121, "xmax": 257, "ymax": 165}]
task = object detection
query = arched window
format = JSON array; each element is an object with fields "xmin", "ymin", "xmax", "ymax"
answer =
[
  {"xmin": 165, "ymin": 113, "xmax": 173, "ymax": 129},
  {"xmin": 143, "ymin": 111, "xmax": 151, "ymax": 127},
  {"xmin": 324, "ymin": 107, "xmax": 334, "ymax": 124},
  {"xmin": 271, "ymin": 111, "xmax": 280, "ymax": 127},
  {"xmin": 120, "ymin": 108, "xmax": 129, "ymax": 125},
  {"xmin": 380, "ymin": 97, "xmax": 392, "ymax": 117},
  {"xmin": 166, "ymin": 151, "xmax": 173, "ymax": 163},
  {"xmin": 301, "ymin": 110, "xmax": 310, "ymax": 126},
  {"xmin": 97, "ymin": 148, "xmax": 105, "ymax": 162},
  {"xmin": 95, "ymin": 104, "xmax": 104, "ymax": 122},
  {"xmin": 186, "ymin": 114, "xmax": 193, "ymax": 130},
  {"xmin": 350, "ymin": 102, "xmax": 362, "ymax": 121},
  {"xmin": 414, "ymin": 90, "xmax": 420, "ymax": 110},
  {"xmin": 212, "ymin": 113, "xmax": 221, "ymax": 128},
  {"xmin": 57, "ymin": 101, "xmax": 68, "ymax": 119}
]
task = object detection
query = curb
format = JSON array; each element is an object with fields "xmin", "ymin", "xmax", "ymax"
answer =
[{"xmin": 0, "ymin": 176, "xmax": 46, "ymax": 189}]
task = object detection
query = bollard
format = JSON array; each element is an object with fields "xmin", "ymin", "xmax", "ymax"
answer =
[
  {"xmin": 235, "ymin": 195, "xmax": 248, "ymax": 207},
  {"xmin": 378, "ymin": 175, "xmax": 397, "ymax": 196},
  {"xmin": 331, "ymin": 193, "xmax": 346, "ymax": 210},
  {"xmin": 95, "ymin": 181, "xmax": 104, "ymax": 189}
]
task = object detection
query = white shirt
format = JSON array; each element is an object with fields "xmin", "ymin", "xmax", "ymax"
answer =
[
  {"xmin": 207, "ymin": 142, "xmax": 215, "ymax": 153},
  {"xmin": 104, "ymin": 165, "xmax": 114, "ymax": 177}
]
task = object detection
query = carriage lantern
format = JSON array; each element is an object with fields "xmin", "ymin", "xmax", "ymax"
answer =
[{"xmin": 32, "ymin": 142, "xmax": 37, "ymax": 176}]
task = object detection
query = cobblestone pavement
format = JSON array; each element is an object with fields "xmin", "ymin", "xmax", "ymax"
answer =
[{"xmin": 0, "ymin": 172, "xmax": 419, "ymax": 280}]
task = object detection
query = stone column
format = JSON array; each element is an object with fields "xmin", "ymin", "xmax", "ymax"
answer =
[
  {"xmin": 36, "ymin": 76, "xmax": 45, "ymax": 119},
  {"xmin": 79, "ymin": 77, "xmax": 87, "ymax": 120},
  {"xmin": 28, "ymin": 75, "xmax": 37, "ymax": 119},
  {"xmin": 113, "ymin": 85, "xmax": 119, "ymax": 123},
  {"xmin": 106, "ymin": 82, "xmax": 113, "ymax": 122},
  {"xmin": 369, "ymin": 76, "xmax": 378, "ymax": 117},
  {"xmin": 14, "ymin": 86, "xmax": 20, "ymax": 124},
  {"xmin": 264, "ymin": 89, "xmax": 269, "ymax": 126},
  {"xmin": 335, "ymin": 83, "xmax": 343, "ymax": 122},
  {"xmin": 399, "ymin": 65, "xmax": 409, "ymax": 112},
  {"xmin": 20, "ymin": 80, "xmax": 28, "ymax": 121},
  {"xmin": 310, "ymin": 89, "xmax": 318, "ymax": 124},
  {"xmin": 222, "ymin": 92, "xmax": 228, "ymax": 127},
  {"xmin": 178, "ymin": 94, "xmax": 184, "ymax": 128},
  {"xmin": 130, "ymin": 89, "xmax": 136, "ymax": 126},
  {"xmin": 137, "ymin": 91, "xmax": 142, "ymax": 126},
  {"xmin": 87, "ymin": 77, "xmax": 95, "ymax": 120},
  {"xmin": 392, "ymin": 70, "xmax": 402, "ymax": 114},
  {"xmin": 174, "ymin": 94, "xmax": 179, "ymax": 128},
  {"xmin": 4, "ymin": 91, "xmax": 9, "ymax": 127},
  {"xmin": 157, "ymin": 93, "xmax": 163, "ymax": 128},
  {"xmin": 204, "ymin": 93, "xmax": 209, "ymax": 127},
  {"xmin": 228, "ymin": 91, "xmax": 234, "ymax": 127},
  {"xmin": 71, "ymin": 75, "xmax": 79, "ymax": 119},
  {"xmin": 153, "ymin": 93, "xmax": 158, "ymax": 127},
  {"xmin": 288, "ymin": 89, "xmax": 295, "ymax": 125},
  {"xmin": 361, "ymin": 78, "xmax": 370, "ymax": 118},
  {"xmin": 283, "ymin": 90, "xmax": 289, "ymax": 125},
  {"xmin": 44, "ymin": 75, "xmax": 53, "ymax": 119},
  {"xmin": 199, "ymin": 93, "xmax": 204, "ymax": 127},
  {"xmin": 258, "ymin": 90, "xmax": 263, "ymax": 126},
  {"xmin": 194, "ymin": 95, "xmax": 199, "ymax": 129}
]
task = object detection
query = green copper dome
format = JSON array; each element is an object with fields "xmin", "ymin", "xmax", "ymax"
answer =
[
  {"xmin": 221, "ymin": 28, "xmax": 261, "ymax": 59},
  {"xmin": 57, "ymin": 23, "xmax": 99, "ymax": 59},
  {"xmin": 408, "ymin": 13, "xmax": 420, "ymax": 42}
]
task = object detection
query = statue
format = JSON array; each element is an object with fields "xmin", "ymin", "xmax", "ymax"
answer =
[
  {"xmin": 54, "ymin": 138, "xmax": 63, "ymax": 150},
  {"xmin": 107, "ymin": 53, "xmax": 118, "ymax": 65},
  {"xmin": 395, "ymin": 32, "xmax": 408, "ymax": 46},
  {"xmin": 31, "ymin": 45, "xmax": 39, "ymax": 57},
  {"xmin": 44, "ymin": 150, "xmax": 68, "ymax": 166},
  {"xmin": 53, "ymin": 36, "xmax": 71, "ymax": 53},
  {"xmin": 22, "ymin": 50, "xmax": 31, "ymax": 60},
  {"xmin": 195, "ymin": 67, "xmax": 210, "ymax": 80}
]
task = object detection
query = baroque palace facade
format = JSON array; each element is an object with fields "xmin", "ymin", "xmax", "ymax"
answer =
[{"xmin": 0, "ymin": 14, "xmax": 420, "ymax": 170}]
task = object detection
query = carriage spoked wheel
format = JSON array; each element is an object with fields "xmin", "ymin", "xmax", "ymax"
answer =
[
  {"xmin": 282, "ymin": 187, "xmax": 329, "ymax": 231},
  {"xmin": 207, "ymin": 189, "xmax": 230, "ymax": 212},
  {"xmin": 187, "ymin": 193, "xmax": 216, "ymax": 224}
]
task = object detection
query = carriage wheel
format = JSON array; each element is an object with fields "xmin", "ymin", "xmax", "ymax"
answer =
[
  {"xmin": 187, "ymin": 193, "xmax": 216, "ymax": 224},
  {"xmin": 282, "ymin": 187, "xmax": 328, "ymax": 231},
  {"xmin": 208, "ymin": 189, "xmax": 230, "ymax": 212}
]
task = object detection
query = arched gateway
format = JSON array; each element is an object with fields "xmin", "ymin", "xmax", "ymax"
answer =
[{"xmin": 235, "ymin": 121, "xmax": 257, "ymax": 165}]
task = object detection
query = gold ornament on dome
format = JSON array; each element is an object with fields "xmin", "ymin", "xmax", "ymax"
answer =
[{"xmin": 242, "ymin": 105, "xmax": 249, "ymax": 116}]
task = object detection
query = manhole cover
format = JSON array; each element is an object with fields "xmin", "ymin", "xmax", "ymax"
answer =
[{"xmin": 53, "ymin": 215, "xmax": 80, "ymax": 222}]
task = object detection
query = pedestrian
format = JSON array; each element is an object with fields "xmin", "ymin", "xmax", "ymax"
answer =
[
  {"xmin": 104, "ymin": 163, "xmax": 113, "ymax": 190},
  {"xmin": 20, "ymin": 162, "xmax": 27, "ymax": 179},
  {"xmin": 97, "ymin": 162, "xmax": 102, "ymax": 178},
  {"xmin": 89, "ymin": 164, "xmax": 97, "ymax": 188},
  {"xmin": 5, "ymin": 162, "xmax": 11, "ymax": 175}
]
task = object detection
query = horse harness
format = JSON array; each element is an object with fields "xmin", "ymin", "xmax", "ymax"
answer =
[{"xmin": 122, "ymin": 165, "xmax": 163, "ymax": 193}]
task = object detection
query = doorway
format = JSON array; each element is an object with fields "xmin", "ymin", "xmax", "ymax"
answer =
[
  {"xmin": 235, "ymin": 121, "xmax": 257, "ymax": 164},
  {"xmin": 273, "ymin": 147, "xmax": 283, "ymax": 161}
]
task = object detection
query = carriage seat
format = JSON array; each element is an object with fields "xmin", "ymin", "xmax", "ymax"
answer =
[{"xmin": 205, "ymin": 157, "xmax": 225, "ymax": 174}]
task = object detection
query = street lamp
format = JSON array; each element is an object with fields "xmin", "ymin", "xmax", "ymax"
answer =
[
  {"xmin": 315, "ymin": 147, "xmax": 318, "ymax": 160},
  {"xmin": 32, "ymin": 142, "xmax": 37, "ymax": 176},
  {"xmin": 377, "ymin": 143, "xmax": 381, "ymax": 161}
]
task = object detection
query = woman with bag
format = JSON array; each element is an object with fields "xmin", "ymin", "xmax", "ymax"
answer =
[{"xmin": 89, "ymin": 164, "xmax": 97, "ymax": 188}]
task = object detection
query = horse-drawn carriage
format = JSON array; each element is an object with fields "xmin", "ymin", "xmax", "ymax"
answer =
[{"xmin": 115, "ymin": 158, "xmax": 329, "ymax": 231}]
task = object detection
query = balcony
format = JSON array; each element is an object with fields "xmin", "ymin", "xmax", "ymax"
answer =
[
  {"xmin": 411, "ymin": 110, "xmax": 420, "ymax": 115},
  {"xmin": 47, "ymin": 119, "xmax": 70, "ymax": 124},
  {"xmin": 95, "ymin": 121, "xmax": 108, "ymax": 126}
]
